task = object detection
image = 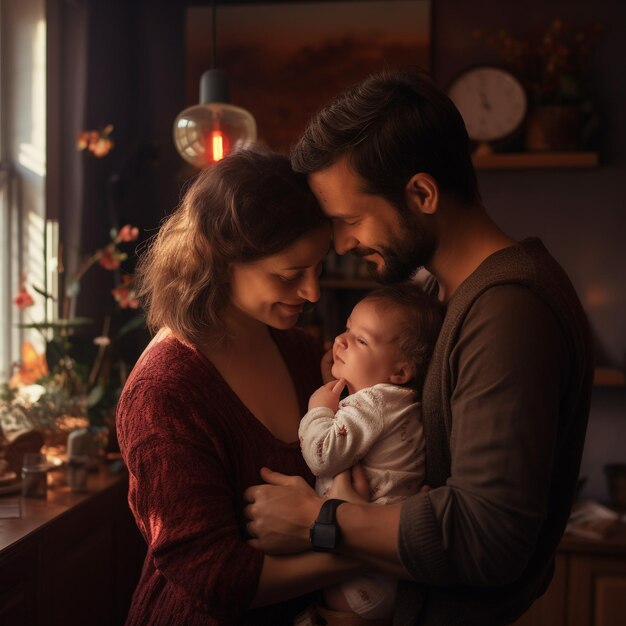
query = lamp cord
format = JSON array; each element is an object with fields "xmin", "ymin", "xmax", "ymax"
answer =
[{"xmin": 211, "ymin": 0, "xmax": 217, "ymax": 69}]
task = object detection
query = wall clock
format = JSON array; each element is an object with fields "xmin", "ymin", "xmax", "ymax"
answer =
[{"xmin": 447, "ymin": 66, "xmax": 528, "ymax": 143}]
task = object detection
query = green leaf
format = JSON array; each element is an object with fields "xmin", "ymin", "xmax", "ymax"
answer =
[
  {"xmin": 87, "ymin": 384, "xmax": 105, "ymax": 408},
  {"xmin": 32, "ymin": 285, "xmax": 56, "ymax": 300},
  {"xmin": 18, "ymin": 317, "xmax": 94, "ymax": 330},
  {"xmin": 115, "ymin": 314, "xmax": 146, "ymax": 339}
]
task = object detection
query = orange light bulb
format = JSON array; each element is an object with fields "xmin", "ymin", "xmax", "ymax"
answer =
[{"xmin": 210, "ymin": 130, "xmax": 224, "ymax": 161}]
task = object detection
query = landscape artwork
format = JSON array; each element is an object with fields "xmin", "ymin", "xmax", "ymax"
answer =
[{"xmin": 186, "ymin": 0, "xmax": 431, "ymax": 153}]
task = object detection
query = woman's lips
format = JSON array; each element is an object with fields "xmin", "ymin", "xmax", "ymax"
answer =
[{"xmin": 278, "ymin": 302, "xmax": 304, "ymax": 315}]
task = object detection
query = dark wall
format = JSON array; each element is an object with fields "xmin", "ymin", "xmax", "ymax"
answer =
[
  {"xmin": 76, "ymin": 0, "xmax": 626, "ymax": 500},
  {"xmin": 433, "ymin": 0, "xmax": 626, "ymax": 501}
]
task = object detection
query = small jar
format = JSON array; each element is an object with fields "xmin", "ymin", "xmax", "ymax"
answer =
[
  {"xmin": 21, "ymin": 452, "xmax": 48, "ymax": 498},
  {"xmin": 66, "ymin": 456, "xmax": 89, "ymax": 492}
]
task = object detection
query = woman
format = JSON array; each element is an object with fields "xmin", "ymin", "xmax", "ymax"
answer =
[{"xmin": 116, "ymin": 149, "xmax": 361, "ymax": 625}]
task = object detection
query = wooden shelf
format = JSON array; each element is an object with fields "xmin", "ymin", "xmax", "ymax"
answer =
[
  {"xmin": 473, "ymin": 151, "xmax": 598, "ymax": 170},
  {"xmin": 593, "ymin": 367, "xmax": 626, "ymax": 388}
]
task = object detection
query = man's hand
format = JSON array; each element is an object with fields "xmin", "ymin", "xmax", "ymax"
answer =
[
  {"xmin": 308, "ymin": 378, "xmax": 346, "ymax": 412},
  {"xmin": 243, "ymin": 468, "xmax": 323, "ymax": 555}
]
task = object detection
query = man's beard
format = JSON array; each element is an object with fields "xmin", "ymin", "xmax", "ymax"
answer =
[{"xmin": 356, "ymin": 212, "xmax": 436, "ymax": 284}]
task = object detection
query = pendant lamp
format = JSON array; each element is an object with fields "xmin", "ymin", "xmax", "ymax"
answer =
[{"xmin": 173, "ymin": 1, "xmax": 257, "ymax": 168}]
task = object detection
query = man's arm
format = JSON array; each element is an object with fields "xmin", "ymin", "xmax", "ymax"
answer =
[
  {"xmin": 399, "ymin": 285, "xmax": 568, "ymax": 586},
  {"xmin": 244, "ymin": 468, "xmax": 411, "ymax": 578},
  {"xmin": 247, "ymin": 286, "xmax": 569, "ymax": 586}
]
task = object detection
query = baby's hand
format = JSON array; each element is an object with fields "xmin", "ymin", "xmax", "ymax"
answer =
[
  {"xmin": 308, "ymin": 379, "xmax": 346, "ymax": 412},
  {"xmin": 320, "ymin": 340, "xmax": 334, "ymax": 384}
]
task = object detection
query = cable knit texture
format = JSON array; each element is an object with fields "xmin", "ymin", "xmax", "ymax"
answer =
[
  {"xmin": 117, "ymin": 328, "xmax": 321, "ymax": 625},
  {"xmin": 394, "ymin": 239, "xmax": 593, "ymax": 626}
]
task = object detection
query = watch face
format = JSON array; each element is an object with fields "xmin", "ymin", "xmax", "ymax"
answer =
[
  {"xmin": 310, "ymin": 522, "xmax": 338, "ymax": 552},
  {"xmin": 447, "ymin": 67, "xmax": 527, "ymax": 142}
]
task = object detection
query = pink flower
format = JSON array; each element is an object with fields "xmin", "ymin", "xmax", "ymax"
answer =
[
  {"xmin": 14, "ymin": 286, "xmax": 35, "ymax": 309},
  {"xmin": 112, "ymin": 275, "xmax": 140, "ymax": 309},
  {"xmin": 76, "ymin": 124, "xmax": 114, "ymax": 157},
  {"xmin": 98, "ymin": 245, "xmax": 122, "ymax": 270},
  {"xmin": 115, "ymin": 224, "xmax": 139, "ymax": 243},
  {"xmin": 89, "ymin": 137, "xmax": 114, "ymax": 157}
]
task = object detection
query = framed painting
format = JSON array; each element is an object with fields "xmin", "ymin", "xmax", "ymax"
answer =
[{"xmin": 185, "ymin": 0, "xmax": 432, "ymax": 153}]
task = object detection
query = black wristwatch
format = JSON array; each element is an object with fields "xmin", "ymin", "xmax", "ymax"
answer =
[{"xmin": 309, "ymin": 498, "xmax": 347, "ymax": 552}]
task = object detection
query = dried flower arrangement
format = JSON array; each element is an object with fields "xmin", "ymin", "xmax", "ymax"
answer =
[{"xmin": 473, "ymin": 18, "xmax": 603, "ymax": 106}]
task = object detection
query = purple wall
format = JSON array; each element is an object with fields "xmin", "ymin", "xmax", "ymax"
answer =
[{"xmin": 433, "ymin": 0, "xmax": 626, "ymax": 501}]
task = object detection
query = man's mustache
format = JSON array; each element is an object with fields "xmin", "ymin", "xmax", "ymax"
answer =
[{"xmin": 351, "ymin": 247, "xmax": 378, "ymax": 258}]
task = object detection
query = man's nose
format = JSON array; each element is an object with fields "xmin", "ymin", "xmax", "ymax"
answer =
[{"xmin": 332, "ymin": 223, "xmax": 358, "ymax": 255}]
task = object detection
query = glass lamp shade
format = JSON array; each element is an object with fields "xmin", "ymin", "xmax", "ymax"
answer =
[{"xmin": 173, "ymin": 102, "xmax": 257, "ymax": 168}]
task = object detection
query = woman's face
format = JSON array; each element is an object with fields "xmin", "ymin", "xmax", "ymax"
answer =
[{"xmin": 229, "ymin": 225, "xmax": 330, "ymax": 330}]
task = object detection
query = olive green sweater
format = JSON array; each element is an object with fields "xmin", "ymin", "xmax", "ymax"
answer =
[{"xmin": 394, "ymin": 239, "xmax": 593, "ymax": 625}]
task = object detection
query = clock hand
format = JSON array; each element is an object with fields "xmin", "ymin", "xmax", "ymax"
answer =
[{"xmin": 479, "ymin": 91, "xmax": 492, "ymax": 112}]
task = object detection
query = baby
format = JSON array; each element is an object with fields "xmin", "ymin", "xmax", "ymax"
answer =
[{"xmin": 299, "ymin": 283, "xmax": 444, "ymax": 622}]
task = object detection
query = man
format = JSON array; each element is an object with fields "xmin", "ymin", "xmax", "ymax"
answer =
[{"xmin": 244, "ymin": 70, "xmax": 593, "ymax": 625}]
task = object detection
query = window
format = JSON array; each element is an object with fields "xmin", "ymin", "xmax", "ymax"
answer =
[{"xmin": 0, "ymin": 0, "xmax": 47, "ymax": 382}]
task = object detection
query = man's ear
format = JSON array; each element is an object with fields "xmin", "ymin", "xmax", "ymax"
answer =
[
  {"xmin": 389, "ymin": 362, "xmax": 416, "ymax": 385},
  {"xmin": 405, "ymin": 173, "xmax": 438, "ymax": 216}
]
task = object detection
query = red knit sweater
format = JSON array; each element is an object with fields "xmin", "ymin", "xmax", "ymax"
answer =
[{"xmin": 117, "ymin": 328, "xmax": 321, "ymax": 625}]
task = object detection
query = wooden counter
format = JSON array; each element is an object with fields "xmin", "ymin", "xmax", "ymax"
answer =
[
  {"xmin": 0, "ymin": 464, "xmax": 145, "ymax": 625},
  {"xmin": 514, "ymin": 524, "xmax": 626, "ymax": 626}
]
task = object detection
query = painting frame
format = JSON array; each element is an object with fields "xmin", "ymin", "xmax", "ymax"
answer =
[{"xmin": 185, "ymin": 0, "xmax": 432, "ymax": 153}]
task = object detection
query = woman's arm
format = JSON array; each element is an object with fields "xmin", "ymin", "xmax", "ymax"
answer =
[
  {"xmin": 118, "ymin": 379, "xmax": 368, "ymax": 618},
  {"xmin": 252, "ymin": 552, "xmax": 363, "ymax": 607}
]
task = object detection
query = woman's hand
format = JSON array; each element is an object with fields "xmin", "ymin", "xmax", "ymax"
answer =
[
  {"xmin": 244, "ymin": 468, "xmax": 323, "ymax": 555},
  {"xmin": 308, "ymin": 379, "xmax": 346, "ymax": 412},
  {"xmin": 327, "ymin": 464, "xmax": 370, "ymax": 504}
]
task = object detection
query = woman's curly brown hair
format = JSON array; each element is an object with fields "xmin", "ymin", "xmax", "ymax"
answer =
[{"xmin": 135, "ymin": 147, "xmax": 328, "ymax": 346}]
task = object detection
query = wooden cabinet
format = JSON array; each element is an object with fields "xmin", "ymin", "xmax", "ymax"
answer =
[
  {"xmin": 513, "ymin": 526, "xmax": 626, "ymax": 626},
  {"xmin": 0, "ymin": 466, "xmax": 145, "ymax": 626},
  {"xmin": 568, "ymin": 554, "xmax": 626, "ymax": 626}
]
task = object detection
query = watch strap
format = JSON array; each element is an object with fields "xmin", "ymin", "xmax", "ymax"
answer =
[
  {"xmin": 309, "ymin": 498, "xmax": 346, "ymax": 552},
  {"xmin": 316, "ymin": 498, "xmax": 346, "ymax": 524}
]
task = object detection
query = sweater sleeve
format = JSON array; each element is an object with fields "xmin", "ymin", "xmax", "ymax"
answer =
[
  {"xmin": 399, "ymin": 285, "xmax": 568, "ymax": 586},
  {"xmin": 299, "ymin": 389, "xmax": 385, "ymax": 479},
  {"xmin": 118, "ymin": 378, "xmax": 263, "ymax": 620}
]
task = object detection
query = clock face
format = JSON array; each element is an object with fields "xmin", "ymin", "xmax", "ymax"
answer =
[{"xmin": 447, "ymin": 67, "xmax": 527, "ymax": 142}]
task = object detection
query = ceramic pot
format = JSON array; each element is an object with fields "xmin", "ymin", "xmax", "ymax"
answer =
[{"xmin": 525, "ymin": 105, "xmax": 582, "ymax": 152}]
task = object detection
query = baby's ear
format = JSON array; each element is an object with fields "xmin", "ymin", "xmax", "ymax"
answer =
[{"xmin": 389, "ymin": 362, "xmax": 415, "ymax": 385}]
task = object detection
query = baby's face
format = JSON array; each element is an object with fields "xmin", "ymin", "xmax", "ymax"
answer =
[{"xmin": 331, "ymin": 299, "xmax": 409, "ymax": 394}]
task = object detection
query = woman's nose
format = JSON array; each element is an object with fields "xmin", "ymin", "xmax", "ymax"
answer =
[{"xmin": 297, "ymin": 272, "xmax": 321, "ymax": 303}]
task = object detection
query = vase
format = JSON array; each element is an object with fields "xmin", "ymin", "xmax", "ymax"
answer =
[{"xmin": 525, "ymin": 105, "xmax": 582, "ymax": 152}]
